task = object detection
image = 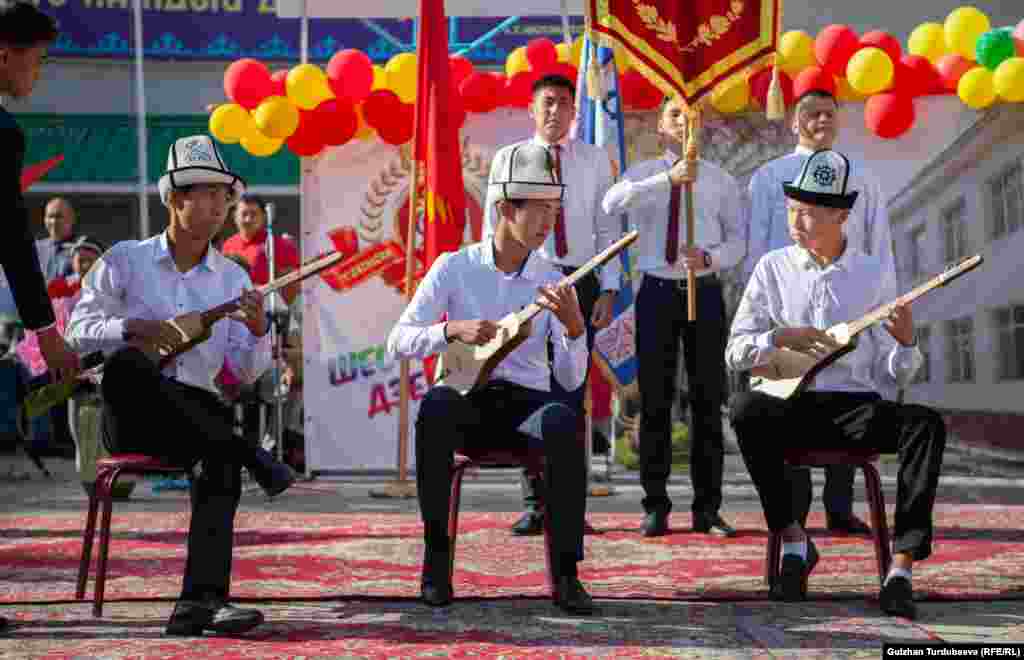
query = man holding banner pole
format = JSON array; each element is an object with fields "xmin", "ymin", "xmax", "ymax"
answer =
[{"xmin": 484, "ymin": 73, "xmax": 620, "ymax": 536}]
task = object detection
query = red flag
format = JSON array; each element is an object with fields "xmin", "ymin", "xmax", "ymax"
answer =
[
  {"xmin": 414, "ymin": 0, "xmax": 467, "ymax": 270},
  {"xmin": 589, "ymin": 0, "xmax": 781, "ymax": 107},
  {"xmin": 20, "ymin": 154, "xmax": 64, "ymax": 192}
]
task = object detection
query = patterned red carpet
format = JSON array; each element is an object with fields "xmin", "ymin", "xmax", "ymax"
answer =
[{"xmin": 2, "ymin": 506, "xmax": 1023, "ymax": 604}]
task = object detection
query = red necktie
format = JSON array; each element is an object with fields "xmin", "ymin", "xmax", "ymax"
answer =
[
  {"xmin": 551, "ymin": 145, "xmax": 569, "ymax": 258},
  {"xmin": 666, "ymin": 180, "xmax": 681, "ymax": 264}
]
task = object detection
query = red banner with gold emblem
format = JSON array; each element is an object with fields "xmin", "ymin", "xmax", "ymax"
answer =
[{"xmin": 589, "ymin": 0, "xmax": 781, "ymax": 106}]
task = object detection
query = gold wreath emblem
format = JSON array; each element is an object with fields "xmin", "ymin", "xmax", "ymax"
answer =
[{"xmin": 631, "ymin": 0, "xmax": 745, "ymax": 54}]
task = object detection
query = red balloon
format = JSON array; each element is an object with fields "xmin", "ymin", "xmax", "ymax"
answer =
[
  {"xmin": 895, "ymin": 55, "xmax": 942, "ymax": 98},
  {"xmin": 449, "ymin": 55, "xmax": 475, "ymax": 89},
  {"xmin": 525, "ymin": 38, "xmax": 558, "ymax": 71},
  {"xmin": 749, "ymin": 67, "xmax": 794, "ymax": 108},
  {"xmin": 327, "ymin": 49, "xmax": 374, "ymax": 104},
  {"xmin": 864, "ymin": 93, "xmax": 915, "ymax": 139},
  {"xmin": 314, "ymin": 98, "xmax": 359, "ymax": 146},
  {"xmin": 460, "ymin": 71, "xmax": 502, "ymax": 113},
  {"xmin": 550, "ymin": 62, "xmax": 579, "ymax": 85},
  {"xmin": 792, "ymin": 65, "xmax": 836, "ymax": 99},
  {"xmin": 270, "ymin": 70, "xmax": 288, "ymax": 97},
  {"xmin": 488, "ymin": 73, "xmax": 508, "ymax": 110},
  {"xmin": 815, "ymin": 25, "xmax": 860, "ymax": 76},
  {"xmin": 361, "ymin": 89, "xmax": 403, "ymax": 131},
  {"xmin": 378, "ymin": 102, "xmax": 414, "ymax": 145},
  {"xmin": 224, "ymin": 58, "xmax": 274, "ymax": 110},
  {"xmin": 506, "ymin": 71, "xmax": 538, "ymax": 108},
  {"xmin": 859, "ymin": 30, "xmax": 902, "ymax": 64},
  {"xmin": 286, "ymin": 109, "xmax": 325, "ymax": 157},
  {"xmin": 935, "ymin": 54, "xmax": 974, "ymax": 92}
]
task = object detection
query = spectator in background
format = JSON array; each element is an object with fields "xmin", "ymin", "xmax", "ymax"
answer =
[
  {"xmin": 222, "ymin": 193, "xmax": 299, "ymax": 287},
  {"xmin": 36, "ymin": 196, "xmax": 78, "ymax": 280}
]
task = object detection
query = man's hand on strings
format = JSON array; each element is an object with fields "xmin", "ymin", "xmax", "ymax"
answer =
[
  {"xmin": 538, "ymin": 283, "xmax": 585, "ymax": 340},
  {"xmin": 230, "ymin": 289, "xmax": 268, "ymax": 337},
  {"xmin": 773, "ymin": 326, "xmax": 842, "ymax": 356},
  {"xmin": 446, "ymin": 320, "xmax": 499, "ymax": 346},
  {"xmin": 884, "ymin": 304, "xmax": 915, "ymax": 347}
]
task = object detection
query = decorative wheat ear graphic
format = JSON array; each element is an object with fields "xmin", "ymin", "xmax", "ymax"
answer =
[{"xmin": 359, "ymin": 158, "xmax": 409, "ymax": 243}]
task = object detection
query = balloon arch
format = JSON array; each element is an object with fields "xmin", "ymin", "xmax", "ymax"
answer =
[{"xmin": 209, "ymin": 8, "xmax": 1024, "ymax": 158}]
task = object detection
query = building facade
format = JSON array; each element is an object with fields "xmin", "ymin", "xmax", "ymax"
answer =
[{"xmin": 890, "ymin": 105, "xmax": 1024, "ymax": 458}]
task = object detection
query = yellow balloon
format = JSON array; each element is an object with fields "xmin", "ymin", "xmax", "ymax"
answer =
[
  {"xmin": 570, "ymin": 36, "xmax": 584, "ymax": 68},
  {"xmin": 354, "ymin": 103, "xmax": 375, "ymax": 140},
  {"xmin": 778, "ymin": 30, "xmax": 816, "ymax": 76},
  {"xmin": 556, "ymin": 42, "xmax": 571, "ymax": 64},
  {"xmin": 208, "ymin": 103, "xmax": 252, "ymax": 144},
  {"xmin": 253, "ymin": 96, "xmax": 300, "ymax": 139},
  {"xmin": 834, "ymin": 76, "xmax": 867, "ymax": 102},
  {"xmin": 908, "ymin": 22, "xmax": 947, "ymax": 64},
  {"xmin": 505, "ymin": 46, "xmax": 529, "ymax": 77},
  {"xmin": 944, "ymin": 6, "xmax": 991, "ymax": 60},
  {"xmin": 710, "ymin": 76, "xmax": 750, "ymax": 114},
  {"xmin": 385, "ymin": 52, "xmax": 418, "ymax": 104},
  {"xmin": 371, "ymin": 65, "xmax": 387, "ymax": 91},
  {"xmin": 994, "ymin": 57, "xmax": 1024, "ymax": 102},
  {"xmin": 240, "ymin": 128, "xmax": 284, "ymax": 157},
  {"xmin": 846, "ymin": 47, "xmax": 895, "ymax": 95},
  {"xmin": 957, "ymin": 66, "xmax": 996, "ymax": 108},
  {"xmin": 287, "ymin": 63, "xmax": 333, "ymax": 110}
]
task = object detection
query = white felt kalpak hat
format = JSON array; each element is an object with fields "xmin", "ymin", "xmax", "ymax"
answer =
[
  {"xmin": 157, "ymin": 135, "xmax": 245, "ymax": 206},
  {"xmin": 489, "ymin": 143, "xmax": 565, "ymax": 201},
  {"xmin": 782, "ymin": 148, "xmax": 859, "ymax": 210}
]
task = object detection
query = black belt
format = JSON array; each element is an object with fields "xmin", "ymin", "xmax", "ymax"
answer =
[{"xmin": 643, "ymin": 273, "xmax": 719, "ymax": 289}]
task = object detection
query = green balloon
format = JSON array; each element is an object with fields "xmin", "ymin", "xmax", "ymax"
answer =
[{"xmin": 976, "ymin": 28, "xmax": 1017, "ymax": 71}]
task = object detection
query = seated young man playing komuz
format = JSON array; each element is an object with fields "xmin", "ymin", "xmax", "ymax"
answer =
[
  {"xmin": 387, "ymin": 142, "xmax": 594, "ymax": 615},
  {"xmin": 725, "ymin": 148, "xmax": 946, "ymax": 620}
]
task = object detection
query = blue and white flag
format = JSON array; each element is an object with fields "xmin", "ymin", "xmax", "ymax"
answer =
[{"xmin": 573, "ymin": 37, "xmax": 638, "ymax": 391}]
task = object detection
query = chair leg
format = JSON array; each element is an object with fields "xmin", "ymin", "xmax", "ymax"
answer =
[
  {"xmin": 765, "ymin": 530, "xmax": 781, "ymax": 588},
  {"xmin": 862, "ymin": 464, "xmax": 892, "ymax": 587},
  {"xmin": 447, "ymin": 464, "xmax": 468, "ymax": 589},
  {"xmin": 76, "ymin": 474, "xmax": 102, "ymax": 600},
  {"xmin": 541, "ymin": 497, "xmax": 556, "ymax": 598},
  {"xmin": 93, "ymin": 468, "xmax": 119, "ymax": 617}
]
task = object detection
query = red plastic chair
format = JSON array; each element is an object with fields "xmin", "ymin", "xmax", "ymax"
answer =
[
  {"xmin": 765, "ymin": 449, "xmax": 892, "ymax": 590},
  {"xmin": 76, "ymin": 454, "xmax": 185, "ymax": 616},
  {"xmin": 449, "ymin": 448, "xmax": 557, "ymax": 597}
]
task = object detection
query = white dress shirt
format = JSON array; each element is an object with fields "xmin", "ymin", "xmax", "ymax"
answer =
[
  {"xmin": 745, "ymin": 145, "xmax": 893, "ymax": 280},
  {"xmin": 726, "ymin": 244, "xmax": 922, "ymax": 393},
  {"xmin": 483, "ymin": 136, "xmax": 621, "ymax": 291},
  {"xmin": 602, "ymin": 151, "xmax": 748, "ymax": 279},
  {"xmin": 387, "ymin": 241, "xmax": 587, "ymax": 393},
  {"xmin": 66, "ymin": 232, "xmax": 271, "ymax": 396}
]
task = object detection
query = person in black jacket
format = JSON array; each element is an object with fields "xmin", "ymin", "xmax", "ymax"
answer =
[{"xmin": 0, "ymin": 1, "xmax": 74, "ymax": 634}]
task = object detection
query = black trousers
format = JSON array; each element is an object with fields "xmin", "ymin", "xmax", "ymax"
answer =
[
  {"xmin": 520, "ymin": 268, "xmax": 601, "ymax": 511},
  {"xmin": 417, "ymin": 381, "xmax": 587, "ymax": 572},
  {"xmin": 636, "ymin": 274, "xmax": 728, "ymax": 516},
  {"xmin": 730, "ymin": 390, "xmax": 946, "ymax": 561},
  {"xmin": 101, "ymin": 347, "xmax": 243, "ymax": 602}
]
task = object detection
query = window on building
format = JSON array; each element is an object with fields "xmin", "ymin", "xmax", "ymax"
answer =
[
  {"xmin": 908, "ymin": 226, "xmax": 926, "ymax": 280},
  {"xmin": 945, "ymin": 316, "xmax": 974, "ymax": 383},
  {"xmin": 912, "ymin": 325, "xmax": 931, "ymax": 384},
  {"xmin": 989, "ymin": 158, "xmax": 1023, "ymax": 240},
  {"xmin": 994, "ymin": 304, "xmax": 1024, "ymax": 381},
  {"xmin": 942, "ymin": 198, "xmax": 969, "ymax": 263}
]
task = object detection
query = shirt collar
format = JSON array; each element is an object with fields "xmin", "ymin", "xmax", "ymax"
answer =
[
  {"xmin": 794, "ymin": 144, "xmax": 817, "ymax": 157},
  {"xmin": 155, "ymin": 231, "xmax": 218, "ymax": 273},
  {"xmin": 481, "ymin": 240, "xmax": 543, "ymax": 281},
  {"xmin": 240, "ymin": 228, "xmax": 269, "ymax": 246},
  {"xmin": 532, "ymin": 134, "xmax": 571, "ymax": 151},
  {"xmin": 793, "ymin": 240, "xmax": 859, "ymax": 272}
]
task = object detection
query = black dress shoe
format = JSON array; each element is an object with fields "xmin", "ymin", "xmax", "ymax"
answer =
[
  {"xmin": 165, "ymin": 600, "xmax": 264, "ymax": 636},
  {"xmin": 693, "ymin": 513, "xmax": 737, "ymax": 538},
  {"xmin": 511, "ymin": 510, "xmax": 544, "ymax": 536},
  {"xmin": 245, "ymin": 447, "xmax": 296, "ymax": 498},
  {"xmin": 640, "ymin": 510, "xmax": 669, "ymax": 537},
  {"xmin": 554, "ymin": 575, "xmax": 594, "ymax": 615},
  {"xmin": 770, "ymin": 538, "xmax": 819, "ymax": 602},
  {"xmin": 421, "ymin": 547, "xmax": 453, "ymax": 607},
  {"xmin": 826, "ymin": 514, "xmax": 872, "ymax": 536},
  {"xmin": 880, "ymin": 576, "xmax": 917, "ymax": 620}
]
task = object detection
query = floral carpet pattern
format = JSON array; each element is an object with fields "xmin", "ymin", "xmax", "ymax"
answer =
[{"xmin": 2, "ymin": 506, "xmax": 1023, "ymax": 605}]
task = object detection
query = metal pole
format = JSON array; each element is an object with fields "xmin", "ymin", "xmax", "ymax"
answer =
[
  {"xmin": 299, "ymin": 0, "xmax": 309, "ymax": 64},
  {"xmin": 132, "ymin": 0, "xmax": 149, "ymax": 239},
  {"xmin": 266, "ymin": 203, "xmax": 285, "ymax": 463}
]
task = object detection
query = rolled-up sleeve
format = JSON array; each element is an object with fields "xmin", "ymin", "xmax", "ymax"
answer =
[
  {"xmin": 387, "ymin": 253, "xmax": 451, "ymax": 360},
  {"xmin": 66, "ymin": 247, "xmax": 132, "ymax": 355},
  {"xmin": 225, "ymin": 274, "xmax": 271, "ymax": 384},
  {"xmin": 725, "ymin": 261, "xmax": 779, "ymax": 372},
  {"xmin": 550, "ymin": 316, "xmax": 588, "ymax": 392}
]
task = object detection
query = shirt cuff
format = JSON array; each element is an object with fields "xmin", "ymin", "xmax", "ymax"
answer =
[
  {"xmin": 561, "ymin": 328, "xmax": 588, "ymax": 352},
  {"xmin": 105, "ymin": 319, "xmax": 126, "ymax": 343},
  {"xmin": 753, "ymin": 330, "xmax": 779, "ymax": 364},
  {"xmin": 891, "ymin": 342, "xmax": 923, "ymax": 374},
  {"xmin": 428, "ymin": 322, "xmax": 449, "ymax": 352}
]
